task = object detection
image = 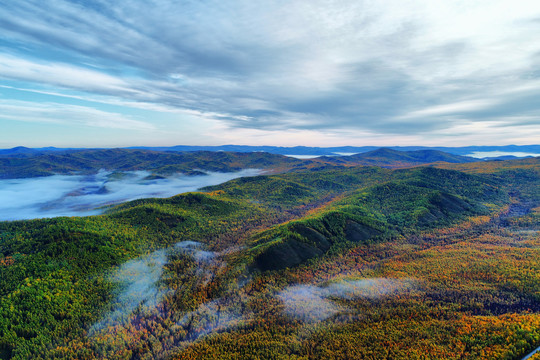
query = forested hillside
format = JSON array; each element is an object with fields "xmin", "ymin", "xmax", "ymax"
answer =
[
  {"xmin": 0, "ymin": 149, "xmax": 304, "ymax": 179},
  {"xmin": 0, "ymin": 148, "xmax": 478, "ymax": 179},
  {"xmin": 329, "ymin": 148, "xmax": 477, "ymax": 167},
  {"xmin": 0, "ymin": 157, "xmax": 538, "ymax": 359}
]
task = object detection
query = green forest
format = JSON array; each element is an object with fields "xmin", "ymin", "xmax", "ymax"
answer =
[{"xmin": 0, "ymin": 154, "xmax": 539, "ymax": 359}]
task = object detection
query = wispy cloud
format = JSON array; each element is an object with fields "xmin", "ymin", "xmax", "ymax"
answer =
[
  {"xmin": 397, "ymin": 100, "xmax": 497, "ymax": 119},
  {"xmin": 0, "ymin": 55, "xmax": 140, "ymax": 96},
  {"xmin": 0, "ymin": 99, "xmax": 153, "ymax": 130}
]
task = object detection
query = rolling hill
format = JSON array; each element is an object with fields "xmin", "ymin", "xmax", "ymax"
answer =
[
  {"xmin": 0, "ymin": 149, "xmax": 303, "ymax": 179},
  {"xmin": 0, "ymin": 155, "xmax": 538, "ymax": 359},
  {"xmin": 0, "ymin": 148, "xmax": 481, "ymax": 179},
  {"xmin": 332, "ymin": 148, "xmax": 477, "ymax": 167}
]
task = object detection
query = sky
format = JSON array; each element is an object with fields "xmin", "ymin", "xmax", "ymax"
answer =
[{"xmin": 1, "ymin": 0, "xmax": 539, "ymax": 148}]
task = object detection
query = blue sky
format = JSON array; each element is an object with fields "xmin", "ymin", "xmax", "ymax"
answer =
[{"xmin": 1, "ymin": 0, "xmax": 540, "ymax": 148}]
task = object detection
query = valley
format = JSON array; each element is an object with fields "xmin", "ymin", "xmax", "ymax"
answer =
[{"xmin": 0, "ymin": 150, "xmax": 538, "ymax": 359}]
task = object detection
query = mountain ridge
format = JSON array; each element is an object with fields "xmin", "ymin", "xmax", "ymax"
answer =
[
  {"xmin": 0, "ymin": 148, "xmax": 482, "ymax": 179},
  {"xmin": 341, "ymin": 148, "xmax": 477, "ymax": 166}
]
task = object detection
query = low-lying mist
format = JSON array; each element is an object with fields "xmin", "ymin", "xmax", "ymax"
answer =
[
  {"xmin": 90, "ymin": 249, "xmax": 168, "ymax": 333},
  {"xmin": 278, "ymin": 278, "xmax": 417, "ymax": 322},
  {"xmin": 91, "ymin": 240, "xmax": 223, "ymax": 335},
  {"xmin": 0, "ymin": 169, "xmax": 260, "ymax": 221}
]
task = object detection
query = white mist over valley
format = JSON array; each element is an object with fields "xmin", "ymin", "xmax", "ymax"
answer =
[{"xmin": 0, "ymin": 169, "xmax": 260, "ymax": 221}]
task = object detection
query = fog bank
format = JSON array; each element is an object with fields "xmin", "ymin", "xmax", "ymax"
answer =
[
  {"xmin": 467, "ymin": 151, "xmax": 540, "ymax": 158},
  {"xmin": 0, "ymin": 169, "xmax": 260, "ymax": 221}
]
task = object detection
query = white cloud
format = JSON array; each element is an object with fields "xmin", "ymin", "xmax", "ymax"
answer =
[{"xmin": 1, "ymin": 0, "xmax": 540, "ymax": 145}]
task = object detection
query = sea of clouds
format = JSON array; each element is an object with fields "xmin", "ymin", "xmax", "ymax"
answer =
[
  {"xmin": 0, "ymin": 169, "xmax": 260, "ymax": 221},
  {"xmin": 467, "ymin": 151, "xmax": 540, "ymax": 158}
]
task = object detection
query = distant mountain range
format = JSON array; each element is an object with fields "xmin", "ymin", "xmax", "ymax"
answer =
[
  {"xmin": 1, "ymin": 144, "xmax": 539, "ymax": 158},
  {"xmin": 131, "ymin": 144, "xmax": 540, "ymax": 157}
]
